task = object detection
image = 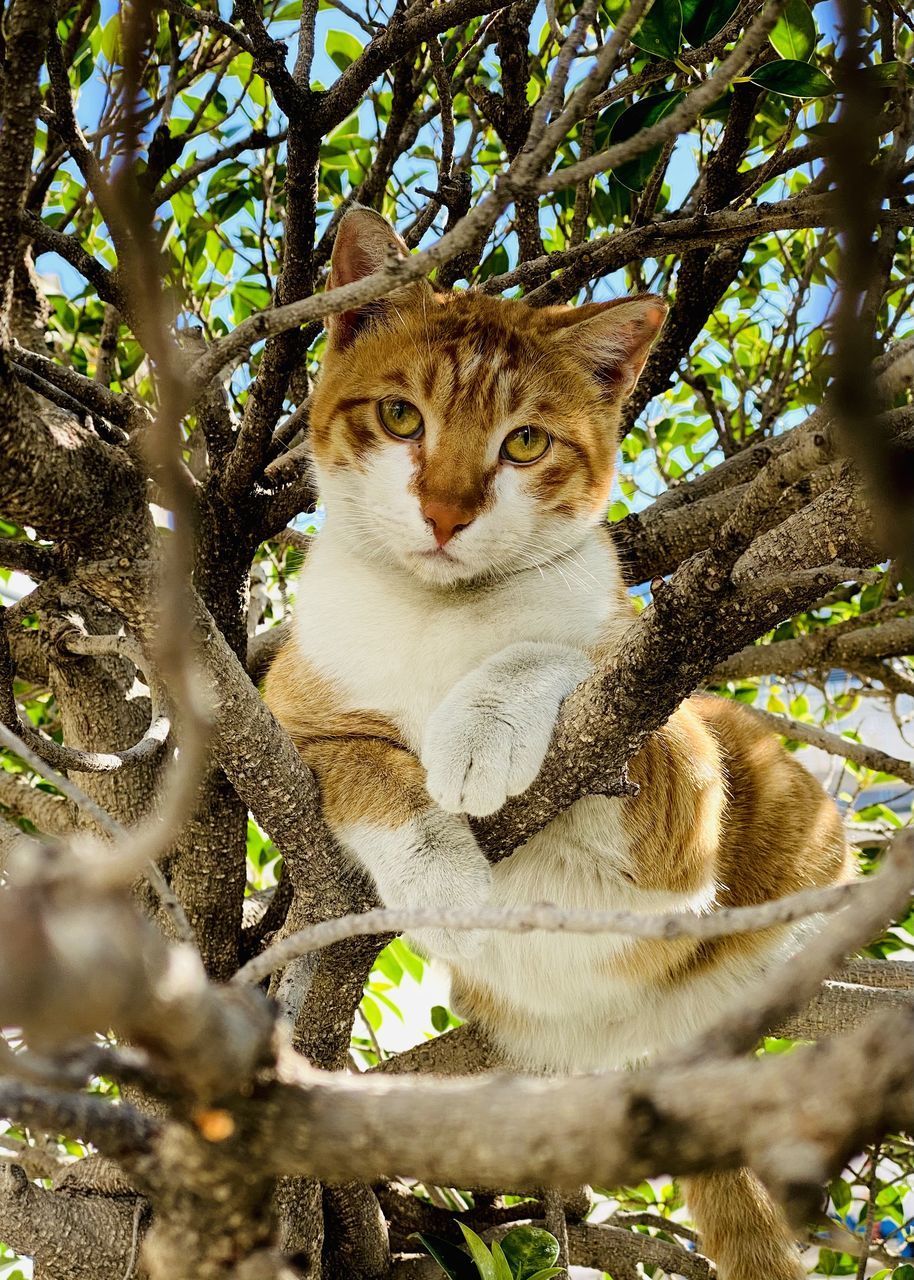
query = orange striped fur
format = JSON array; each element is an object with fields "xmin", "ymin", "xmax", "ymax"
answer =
[{"xmin": 264, "ymin": 208, "xmax": 851, "ymax": 1280}]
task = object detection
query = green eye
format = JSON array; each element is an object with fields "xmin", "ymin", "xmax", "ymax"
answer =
[
  {"xmin": 500, "ymin": 425, "xmax": 551, "ymax": 465},
  {"xmin": 378, "ymin": 398, "xmax": 424, "ymax": 440}
]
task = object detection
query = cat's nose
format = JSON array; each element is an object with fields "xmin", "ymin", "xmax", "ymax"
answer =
[{"xmin": 422, "ymin": 500, "xmax": 475, "ymax": 547}]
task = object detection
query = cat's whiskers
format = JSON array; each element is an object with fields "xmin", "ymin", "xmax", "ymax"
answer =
[{"xmin": 489, "ymin": 525, "xmax": 599, "ymax": 595}]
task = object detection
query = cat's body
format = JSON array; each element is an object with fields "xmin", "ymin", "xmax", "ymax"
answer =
[
  {"xmin": 273, "ymin": 522, "xmax": 839, "ymax": 1076},
  {"xmin": 265, "ymin": 208, "xmax": 851, "ymax": 1279}
]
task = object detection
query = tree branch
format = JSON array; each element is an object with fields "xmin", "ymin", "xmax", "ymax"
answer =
[
  {"xmin": 724, "ymin": 701, "xmax": 914, "ymax": 784},
  {"xmin": 236, "ymin": 874, "xmax": 871, "ymax": 988}
]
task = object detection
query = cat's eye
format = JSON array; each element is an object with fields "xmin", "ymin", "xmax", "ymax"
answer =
[
  {"xmin": 500, "ymin": 425, "xmax": 551, "ymax": 465},
  {"xmin": 378, "ymin": 398, "xmax": 424, "ymax": 441}
]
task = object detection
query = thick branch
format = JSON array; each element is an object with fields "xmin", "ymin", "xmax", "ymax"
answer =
[
  {"xmin": 264, "ymin": 1008, "xmax": 913, "ymax": 1210},
  {"xmin": 0, "ymin": 382, "xmax": 150, "ymax": 556},
  {"xmin": 0, "ymin": 0, "xmax": 51, "ymax": 316},
  {"xmin": 20, "ymin": 212, "xmax": 127, "ymax": 311},
  {"xmin": 0, "ymin": 1163, "xmax": 144, "ymax": 1280},
  {"xmin": 0, "ymin": 768, "xmax": 74, "ymax": 833},
  {"xmin": 10, "ymin": 340, "xmax": 150, "ymax": 431},
  {"xmin": 0, "ymin": 884, "xmax": 273, "ymax": 1100},
  {"xmin": 0, "ymin": 1080, "xmax": 157, "ymax": 1158}
]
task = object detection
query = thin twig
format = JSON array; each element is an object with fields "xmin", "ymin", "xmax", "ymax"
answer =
[{"xmin": 235, "ymin": 874, "xmax": 872, "ymax": 986}]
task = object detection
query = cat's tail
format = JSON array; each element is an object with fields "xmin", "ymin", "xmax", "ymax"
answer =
[{"xmin": 683, "ymin": 1168, "xmax": 807, "ymax": 1280}]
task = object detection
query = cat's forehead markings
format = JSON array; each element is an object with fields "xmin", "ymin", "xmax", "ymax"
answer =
[
  {"xmin": 425, "ymin": 302, "xmax": 529, "ymax": 363},
  {"xmin": 334, "ymin": 394, "xmax": 374, "ymax": 415},
  {"xmin": 493, "ymin": 367, "xmax": 518, "ymax": 418},
  {"xmin": 458, "ymin": 349, "xmax": 486, "ymax": 384},
  {"xmin": 420, "ymin": 358, "xmax": 438, "ymax": 404}
]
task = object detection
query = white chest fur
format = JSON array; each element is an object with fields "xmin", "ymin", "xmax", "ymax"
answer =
[
  {"xmin": 292, "ymin": 527, "xmax": 622, "ymax": 749},
  {"xmin": 289, "ymin": 523, "xmax": 748, "ymax": 1074}
]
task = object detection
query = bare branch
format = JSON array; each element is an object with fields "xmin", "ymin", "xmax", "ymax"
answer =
[
  {"xmin": 713, "ymin": 609, "xmax": 913, "ymax": 681},
  {"xmin": 236, "ymin": 872, "xmax": 873, "ymax": 988},
  {"xmin": 724, "ymin": 701, "xmax": 914, "ymax": 784},
  {"xmin": 0, "ymin": 0, "xmax": 52, "ymax": 322},
  {"xmin": 10, "ymin": 341, "xmax": 151, "ymax": 432},
  {"xmin": 533, "ymin": 0, "xmax": 790, "ymax": 194},
  {"xmin": 19, "ymin": 212, "xmax": 128, "ymax": 312},
  {"xmin": 264, "ymin": 1008, "xmax": 913, "ymax": 1206}
]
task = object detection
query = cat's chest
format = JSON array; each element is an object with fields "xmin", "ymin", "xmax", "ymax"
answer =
[{"xmin": 292, "ymin": 537, "xmax": 616, "ymax": 748}]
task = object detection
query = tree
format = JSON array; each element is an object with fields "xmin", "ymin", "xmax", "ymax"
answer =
[{"xmin": 0, "ymin": 0, "xmax": 912, "ymax": 1274}]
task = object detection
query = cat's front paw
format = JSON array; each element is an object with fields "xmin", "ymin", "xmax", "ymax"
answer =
[
  {"xmin": 360, "ymin": 809, "xmax": 492, "ymax": 962},
  {"xmin": 421, "ymin": 642, "xmax": 592, "ymax": 818}
]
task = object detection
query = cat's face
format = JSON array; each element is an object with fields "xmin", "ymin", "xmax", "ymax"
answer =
[{"xmin": 309, "ymin": 209, "xmax": 666, "ymax": 588}]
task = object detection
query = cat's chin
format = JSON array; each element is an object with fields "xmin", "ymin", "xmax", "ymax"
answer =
[{"xmin": 401, "ymin": 546, "xmax": 481, "ymax": 587}]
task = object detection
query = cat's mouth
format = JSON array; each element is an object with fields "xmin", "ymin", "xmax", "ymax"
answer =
[
  {"xmin": 404, "ymin": 543, "xmax": 479, "ymax": 584},
  {"xmin": 414, "ymin": 546, "xmax": 459, "ymax": 563}
]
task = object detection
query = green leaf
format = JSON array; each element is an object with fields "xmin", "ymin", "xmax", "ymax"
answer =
[
  {"xmin": 749, "ymin": 60, "xmax": 835, "ymax": 98},
  {"xmin": 458, "ymin": 1224, "xmax": 497, "ymax": 1280},
  {"xmin": 829, "ymin": 1177, "xmax": 852, "ymax": 1212},
  {"xmin": 682, "ymin": 0, "xmax": 739, "ymax": 45},
  {"xmin": 390, "ymin": 936, "xmax": 425, "ymax": 982},
  {"xmin": 248, "ymin": 73, "xmax": 268, "ymax": 108},
  {"xmin": 490, "ymin": 1242, "xmax": 515, "ymax": 1280},
  {"xmin": 768, "ymin": 0, "xmax": 816, "ymax": 60},
  {"xmin": 100, "ymin": 15, "xmax": 119, "ymax": 63},
  {"xmin": 373, "ymin": 947, "xmax": 403, "ymax": 985},
  {"xmin": 631, "ymin": 0, "xmax": 682, "ymax": 59},
  {"xmin": 360, "ymin": 994, "xmax": 381, "ymax": 1031},
  {"xmin": 500, "ymin": 1227, "xmax": 560, "ymax": 1280},
  {"xmin": 876, "ymin": 1185, "xmax": 903, "ymax": 1207},
  {"xmin": 416, "ymin": 1233, "xmax": 478, "ymax": 1280},
  {"xmin": 477, "ymin": 244, "xmax": 509, "ymax": 282},
  {"xmin": 228, "ymin": 53, "xmax": 255, "ymax": 83},
  {"xmin": 326, "ymin": 28, "xmax": 364, "ymax": 71},
  {"xmin": 592, "ymin": 100, "xmax": 628, "ymax": 151},
  {"xmin": 371, "ymin": 988, "xmax": 404, "ymax": 1021},
  {"xmin": 700, "ymin": 89, "xmax": 733, "ymax": 122},
  {"xmin": 431, "ymin": 1004, "xmax": 452, "ymax": 1032},
  {"xmin": 866, "ymin": 61, "xmax": 914, "ymax": 87},
  {"xmin": 610, "ymin": 91, "xmax": 684, "ymax": 190},
  {"xmin": 892, "ymin": 1267, "xmax": 914, "ymax": 1280}
]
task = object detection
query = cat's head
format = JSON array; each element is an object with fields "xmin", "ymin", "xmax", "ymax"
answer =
[{"xmin": 309, "ymin": 207, "xmax": 666, "ymax": 587}]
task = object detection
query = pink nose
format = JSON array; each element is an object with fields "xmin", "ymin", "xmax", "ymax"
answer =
[{"xmin": 421, "ymin": 500, "xmax": 475, "ymax": 548}]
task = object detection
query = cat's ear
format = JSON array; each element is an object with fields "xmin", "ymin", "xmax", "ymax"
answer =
[
  {"xmin": 548, "ymin": 295, "xmax": 667, "ymax": 399},
  {"xmin": 326, "ymin": 206, "xmax": 433, "ymax": 352}
]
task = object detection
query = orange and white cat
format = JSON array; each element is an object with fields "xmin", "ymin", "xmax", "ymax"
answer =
[{"xmin": 265, "ymin": 207, "xmax": 851, "ymax": 1280}]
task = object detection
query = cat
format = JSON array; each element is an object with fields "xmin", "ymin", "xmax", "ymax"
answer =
[{"xmin": 264, "ymin": 206, "xmax": 852, "ymax": 1280}]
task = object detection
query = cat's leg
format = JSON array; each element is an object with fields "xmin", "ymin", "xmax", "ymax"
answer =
[
  {"xmin": 421, "ymin": 642, "xmax": 592, "ymax": 818},
  {"xmin": 299, "ymin": 737, "xmax": 491, "ymax": 960},
  {"xmin": 684, "ymin": 1170, "xmax": 806, "ymax": 1280}
]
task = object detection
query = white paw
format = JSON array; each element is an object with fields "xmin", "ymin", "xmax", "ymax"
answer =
[
  {"xmin": 421, "ymin": 643, "xmax": 592, "ymax": 818},
  {"xmin": 341, "ymin": 810, "xmax": 492, "ymax": 962}
]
